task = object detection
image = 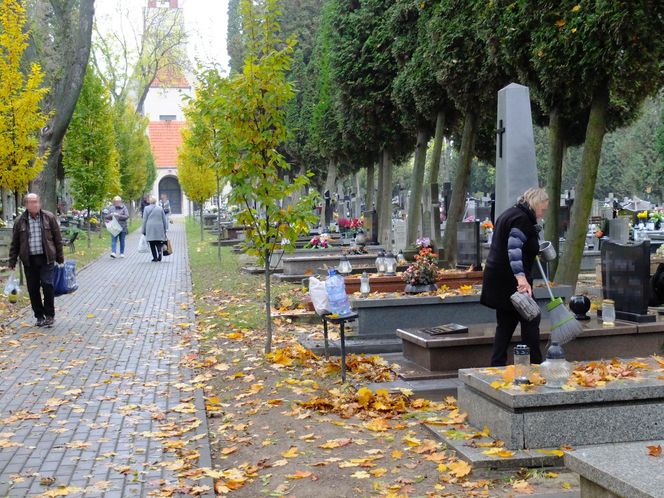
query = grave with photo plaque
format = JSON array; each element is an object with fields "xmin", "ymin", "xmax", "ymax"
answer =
[
  {"xmin": 456, "ymin": 221, "xmax": 482, "ymax": 269},
  {"xmin": 601, "ymin": 240, "xmax": 655, "ymax": 323}
]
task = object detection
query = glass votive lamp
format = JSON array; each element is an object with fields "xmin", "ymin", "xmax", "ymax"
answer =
[
  {"xmin": 375, "ymin": 250, "xmax": 387, "ymax": 274},
  {"xmin": 540, "ymin": 342, "xmax": 572, "ymax": 389},
  {"xmin": 384, "ymin": 252, "xmax": 398, "ymax": 276},
  {"xmin": 397, "ymin": 250, "xmax": 406, "ymax": 265},
  {"xmin": 513, "ymin": 344, "xmax": 531, "ymax": 385},
  {"xmin": 338, "ymin": 255, "xmax": 353, "ymax": 275},
  {"xmin": 602, "ymin": 299, "xmax": 616, "ymax": 326},
  {"xmin": 360, "ymin": 271, "xmax": 370, "ymax": 298}
]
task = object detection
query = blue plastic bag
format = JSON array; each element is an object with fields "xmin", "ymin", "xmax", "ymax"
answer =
[{"xmin": 54, "ymin": 261, "xmax": 78, "ymax": 297}]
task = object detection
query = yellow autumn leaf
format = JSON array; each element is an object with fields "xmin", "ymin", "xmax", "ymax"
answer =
[
  {"xmin": 319, "ymin": 438, "xmax": 352, "ymax": 449},
  {"xmin": 370, "ymin": 467, "xmax": 387, "ymax": 477},
  {"xmin": 536, "ymin": 449, "xmax": 565, "ymax": 457},
  {"xmin": 448, "ymin": 460, "xmax": 472, "ymax": 478},
  {"xmin": 391, "ymin": 449, "xmax": 403, "ymax": 459},
  {"xmin": 356, "ymin": 387, "xmax": 374, "ymax": 407},
  {"xmin": 350, "ymin": 470, "xmax": 371, "ymax": 479},
  {"xmin": 364, "ymin": 418, "xmax": 390, "ymax": 432},
  {"xmin": 555, "ymin": 18, "xmax": 566, "ymax": 28},
  {"xmin": 281, "ymin": 446, "xmax": 299, "ymax": 458},
  {"xmin": 402, "ymin": 436, "xmax": 421, "ymax": 447},
  {"xmin": 571, "ymin": 4, "xmax": 581, "ymax": 12}
]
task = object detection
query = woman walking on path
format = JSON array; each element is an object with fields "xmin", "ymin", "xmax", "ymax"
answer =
[
  {"xmin": 480, "ymin": 187, "xmax": 549, "ymax": 367},
  {"xmin": 106, "ymin": 196, "xmax": 129, "ymax": 258},
  {"xmin": 142, "ymin": 196, "xmax": 168, "ymax": 262}
]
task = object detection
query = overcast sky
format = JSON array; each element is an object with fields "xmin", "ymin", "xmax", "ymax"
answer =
[{"xmin": 95, "ymin": 0, "xmax": 230, "ymax": 75}]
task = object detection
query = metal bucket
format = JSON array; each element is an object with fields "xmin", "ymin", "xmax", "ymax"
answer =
[{"xmin": 539, "ymin": 241, "xmax": 557, "ymax": 262}]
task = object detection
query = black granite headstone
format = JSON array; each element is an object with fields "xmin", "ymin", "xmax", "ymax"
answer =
[
  {"xmin": 601, "ymin": 240, "xmax": 655, "ymax": 322},
  {"xmin": 363, "ymin": 209, "xmax": 378, "ymax": 245},
  {"xmin": 456, "ymin": 221, "xmax": 482, "ymax": 269}
]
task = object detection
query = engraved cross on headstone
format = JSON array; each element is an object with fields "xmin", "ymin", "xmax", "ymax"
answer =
[{"xmin": 496, "ymin": 119, "xmax": 506, "ymax": 159}]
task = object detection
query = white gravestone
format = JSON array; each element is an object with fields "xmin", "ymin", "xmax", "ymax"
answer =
[
  {"xmin": 495, "ymin": 83, "xmax": 539, "ymax": 218},
  {"xmin": 393, "ymin": 219, "xmax": 407, "ymax": 252}
]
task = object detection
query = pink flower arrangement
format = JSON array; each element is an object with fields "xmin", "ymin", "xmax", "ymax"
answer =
[
  {"xmin": 306, "ymin": 235, "xmax": 331, "ymax": 249},
  {"xmin": 402, "ymin": 247, "xmax": 439, "ymax": 286},
  {"xmin": 350, "ymin": 218, "xmax": 363, "ymax": 229},
  {"xmin": 338, "ymin": 218, "xmax": 352, "ymax": 229}
]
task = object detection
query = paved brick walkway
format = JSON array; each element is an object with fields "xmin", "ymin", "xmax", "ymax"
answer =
[{"xmin": 0, "ymin": 222, "xmax": 212, "ymax": 497}]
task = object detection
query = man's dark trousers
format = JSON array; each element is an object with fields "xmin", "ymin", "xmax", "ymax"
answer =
[{"xmin": 24, "ymin": 255, "xmax": 55, "ymax": 319}]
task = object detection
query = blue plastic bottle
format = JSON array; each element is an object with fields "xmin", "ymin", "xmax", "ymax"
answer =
[{"xmin": 325, "ymin": 268, "xmax": 352, "ymax": 316}]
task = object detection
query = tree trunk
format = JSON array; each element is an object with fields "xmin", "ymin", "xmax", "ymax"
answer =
[
  {"xmin": 353, "ymin": 171, "xmax": 361, "ymax": 218},
  {"xmin": 366, "ymin": 162, "xmax": 375, "ymax": 211},
  {"xmin": 31, "ymin": 0, "xmax": 95, "ymax": 213},
  {"xmin": 376, "ymin": 155, "xmax": 384, "ymax": 230},
  {"xmin": 200, "ymin": 207, "xmax": 204, "ymax": 242},
  {"xmin": 378, "ymin": 149, "xmax": 393, "ymax": 249},
  {"xmin": 264, "ymin": 248, "xmax": 273, "ymax": 353},
  {"xmin": 87, "ymin": 207, "xmax": 91, "ymax": 249},
  {"xmin": 406, "ymin": 129, "xmax": 429, "ymax": 246},
  {"xmin": 544, "ymin": 107, "xmax": 565, "ymax": 277},
  {"xmin": 216, "ymin": 173, "xmax": 221, "ymax": 262},
  {"xmin": 320, "ymin": 159, "xmax": 336, "ymax": 229},
  {"xmin": 441, "ymin": 111, "xmax": 478, "ymax": 267},
  {"xmin": 556, "ymin": 86, "xmax": 609, "ymax": 289},
  {"xmin": 428, "ymin": 111, "xmax": 446, "ymax": 185}
]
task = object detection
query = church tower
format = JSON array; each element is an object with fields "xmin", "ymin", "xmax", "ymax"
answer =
[{"xmin": 144, "ymin": 0, "xmax": 191, "ymax": 215}]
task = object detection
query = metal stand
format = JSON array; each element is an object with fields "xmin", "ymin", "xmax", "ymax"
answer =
[{"xmin": 321, "ymin": 312, "xmax": 358, "ymax": 383}]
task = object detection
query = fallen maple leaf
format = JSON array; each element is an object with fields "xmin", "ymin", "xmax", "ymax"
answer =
[
  {"xmin": 363, "ymin": 418, "xmax": 390, "ymax": 432},
  {"xmin": 281, "ymin": 446, "xmax": 299, "ymax": 458},
  {"xmin": 286, "ymin": 470, "xmax": 313, "ymax": 479},
  {"xmin": 319, "ymin": 438, "xmax": 352, "ymax": 449},
  {"xmin": 350, "ymin": 470, "xmax": 371, "ymax": 479},
  {"xmin": 448, "ymin": 460, "xmax": 472, "ymax": 478},
  {"xmin": 647, "ymin": 445, "xmax": 662, "ymax": 457}
]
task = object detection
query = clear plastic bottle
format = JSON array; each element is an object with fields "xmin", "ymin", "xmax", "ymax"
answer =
[{"xmin": 325, "ymin": 269, "xmax": 352, "ymax": 315}]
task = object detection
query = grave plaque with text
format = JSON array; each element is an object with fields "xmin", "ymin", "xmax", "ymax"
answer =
[
  {"xmin": 456, "ymin": 221, "xmax": 482, "ymax": 269},
  {"xmin": 601, "ymin": 240, "xmax": 655, "ymax": 322}
]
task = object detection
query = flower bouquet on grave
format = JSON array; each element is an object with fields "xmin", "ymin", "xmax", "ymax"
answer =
[
  {"xmin": 650, "ymin": 210, "xmax": 664, "ymax": 230},
  {"xmin": 338, "ymin": 217, "xmax": 352, "ymax": 234},
  {"xmin": 481, "ymin": 219, "xmax": 494, "ymax": 242},
  {"xmin": 305, "ymin": 234, "xmax": 332, "ymax": 249},
  {"xmin": 403, "ymin": 247, "xmax": 439, "ymax": 294}
]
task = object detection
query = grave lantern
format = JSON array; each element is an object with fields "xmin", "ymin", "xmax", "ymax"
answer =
[
  {"xmin": 540, "ymin": 342, "xmax": 572, "ymax": 389},
  {"xmin": 397, "ymin": 250, "xmax": 407, "ymax": 265},
  {"xmin": 384, "ymin": 252, "xmax": 398, "ymax": 276},
  {"xmin": 513, "ymin": 344, "xmax": 530, "ymax": 385},
  {"xmin": 338, "ymin": 255, "xmax": 353, "ymax": 275},
  {"xmin": 375, "ymin": 250, "xmax": 387, "ymax": 274},
  {"xmin": 360, "ymin": 272, "xmax": 371, "ymax": 298}
]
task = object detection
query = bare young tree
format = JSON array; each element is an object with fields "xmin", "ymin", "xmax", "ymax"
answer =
[{"xmin": 91, "ymin": 0, "xmax": 188, "ymax": 113}]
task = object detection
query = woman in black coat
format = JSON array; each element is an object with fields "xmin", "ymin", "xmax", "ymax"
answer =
[{"xmin": 480, "ymin": 187, "xmax": 550, "ymax": 366}]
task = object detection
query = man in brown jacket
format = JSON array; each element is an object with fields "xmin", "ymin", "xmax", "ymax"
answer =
[{"xmin": 9, "ymin": 193, "xmax": 64, "ymax": 327}]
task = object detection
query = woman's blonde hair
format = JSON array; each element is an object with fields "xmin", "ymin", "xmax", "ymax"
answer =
[
  {"xmin": 149, "ymin": 195, "xmax": 157, "ymax": 204},
  {"xmin": 113, "ymin": 196, "xmax": 122, "ymax": 202},
  {"xmin": 518, "ymin": 187, "xmax": 549, "ymax": 210}
]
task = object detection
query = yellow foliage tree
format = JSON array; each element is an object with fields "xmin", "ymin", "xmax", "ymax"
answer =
[
  {"xmin": 0, "ymin": 0, "xmax": 49, "ymax": 199},
  {"xmin": 178, "ymin": 127, "xmax": 216, "ymax": 241}
]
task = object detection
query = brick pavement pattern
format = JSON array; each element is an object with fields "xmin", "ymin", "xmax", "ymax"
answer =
[{"xmin": 0, "ymin": 223, "xmax": 212, "ymax": 497}]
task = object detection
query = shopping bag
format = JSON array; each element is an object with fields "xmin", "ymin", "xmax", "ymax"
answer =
[
  {"xmin": 105, "ymin": 217, "xmax": 123, "ymax": 237},
  {"xmin": 53, "ymin": 264, "xmax": 68, "ymax": 296},
  {"xmin": 54, "ymin": 261, "xmax": 79, "ymax": 297},
  {"xmin": 308, "ymin": 276, "xmax": 330, "ymax": 315},
  {"xmin": 138, "ymin": 235, "xmax": 149, "ymax": 253},
  {"xmin": 162, "ymin": 239, "xmax": 173, "ymax": 256},
  {"xmin": 3, "ymin": 274, "xmax": 20, "ymax": 303}
]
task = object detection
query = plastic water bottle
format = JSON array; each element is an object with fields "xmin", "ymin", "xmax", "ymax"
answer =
[{"xmin": 325, "ymin": 269, "xmax": 352, "ymax": 316}]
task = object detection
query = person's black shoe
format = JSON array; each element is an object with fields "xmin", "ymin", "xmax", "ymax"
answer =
[
  {"xmin": 43, "ymin": 317, "xmax": 54, "ymax": 328},
  {"xmin": 152, "ymin": 258, "xmax": 158, "ymax": 262},
  {"xmin": 35, "ymin": 318, "xmax": 45, "ymax": 327}
]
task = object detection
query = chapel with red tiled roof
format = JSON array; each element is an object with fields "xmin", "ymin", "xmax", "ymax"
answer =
[{"xmin": 144, "ymin": 0, "xmax": 191, "ymax": 215}]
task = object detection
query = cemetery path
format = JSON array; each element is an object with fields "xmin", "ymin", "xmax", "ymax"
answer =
[{"xmin": 0, "ymin": 222, "xmax": 213, "ymax": 497}]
